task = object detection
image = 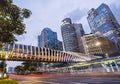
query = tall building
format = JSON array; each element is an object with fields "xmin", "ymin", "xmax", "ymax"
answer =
[
  {"xmin": 73, "ymin": 23, "xmax": 85, "ymax": 53},
  {"xmin": 61, "ymin": 18, "xmax": 85, "ymax": 53},
  {"xmin": 81, "ymin": 34, "xmax": 116, "ymax": 56},
  {"xmin": 38, "ymin": 28, "xmax": 63, "ymax": 51},
  {"xmin": 87, "ymin": 3, "xmax": 120, "ymax": 51}
]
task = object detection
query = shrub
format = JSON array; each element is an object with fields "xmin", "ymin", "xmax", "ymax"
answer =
[
  {"xmin": 0, "ymin": 79, "xmax": 18, "ymax": 84},
  {"xmin": 0, "ymin": 77, "xmax": 7, "ymax": 80}
]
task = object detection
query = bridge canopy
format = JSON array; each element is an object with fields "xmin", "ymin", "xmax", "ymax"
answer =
[{"xmin": 0, "ymin": 43, "xmax": 102, "ymax": 62}]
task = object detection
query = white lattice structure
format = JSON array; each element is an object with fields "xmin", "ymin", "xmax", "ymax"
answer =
[{"xmin": 0, "ymin": 43, "xmax": 101, "ymax": 62}]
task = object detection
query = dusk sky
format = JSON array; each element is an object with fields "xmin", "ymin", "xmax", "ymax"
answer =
[
  {"xmin": 7, "ymin": 0, "xmax": 120, "ymax": 68},
  {"xmin": 13, "ymin": 0, "xmax": 120, "ymax": 46}
]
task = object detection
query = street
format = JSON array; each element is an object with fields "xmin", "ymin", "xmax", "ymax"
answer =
[{"xmin": 9, "ymin": 74, "xmax": 120, "ymax": 84}]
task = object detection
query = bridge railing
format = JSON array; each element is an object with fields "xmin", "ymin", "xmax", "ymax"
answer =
[
  {"xmin": 0, "ymin": 43, "xmax": 82, "ymax": 62},
  {"xmin": 0, "ymin": 43, "xmax": 101, "ymax": 62}
]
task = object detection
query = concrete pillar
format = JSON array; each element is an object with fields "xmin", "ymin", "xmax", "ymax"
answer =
[
  {"xmin": 101, "ymin": 63, "xmax": 110, "ymax": 72},
  {"xmin": 114, "ymin": 60, "xmax": 120, "ymax": 72},
  {"xmin": 48, "ymin": 49, "xmax": 50, "ymax": 61},
  {"xmin": 41, "ymin": 48, "xmax": 44, "ymax": 60},
  {"xmin": 90, "ymin": 65, "xmax": 93, "ymax": 72},
  {"xmin": 109, "ymin": 62, "xmax": 114, "ymax": 72},
  {"xmin": 30, "ymin": 45, "xmax": 32, "ymax": 57},
  {"xmin": 56, "ymin": 51, "xmax": 59, "ymax": 62}
]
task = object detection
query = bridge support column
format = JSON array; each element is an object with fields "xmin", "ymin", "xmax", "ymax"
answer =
[
  {"xmin": 70, "ymin": 68, "xmax": 73, "ymax": 73},
  {"xmin": 81, "ymin": 66, "xmax": 85, "ymax": 72},
  {"xmin": 101, "ymin": 63, "xmax": 111, "ymax": 72},
  {"xmin": 114, "ymin": 60, "xmax": 120, "ymax": 72},
  {"xmin": 90, "ymin": 64, "xmax": 94, "ymax": 72},
  {"xmin": 36, "ymin": 62, "xmax": 39, "ymax": 71},
  {"xmin": 41, "ymin": 48, "xmax": 44, "ymax": 60},
  {"xmin": 109, "ymin": 62, "xmax": 114, "ymax": 72}
]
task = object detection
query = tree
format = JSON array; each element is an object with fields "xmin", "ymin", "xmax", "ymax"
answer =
[
  {"xmin": 22, "ymin": 61, "xmax": 43, "ymax": 73},
  {"xmin": 0, "ymin": 0, "xmax": 32, "ymax": 44},
  {"xmin": 0, "ymin": 61, "xmax": 4, "ymax": 73},
  {"xmin": 0, "ymin": 0, "xmax": 31, "ymax": 77},
  {"xmin": 14, "ymin": 65, "xmax": 25, "ymax": 74},
  {"xmin": 22, "ymin": 61, "xmax": 30, "ymax": 71},
  {"xmin": 22, "ymin": 61, "xmax": 37, "ymax": 72},
  {"xmin": 14, "ymin": 61, "xmax": 38, "ymax": 74}
]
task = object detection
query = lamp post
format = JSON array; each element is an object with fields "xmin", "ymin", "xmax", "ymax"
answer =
[
  {"xmin": 96, "ymin": 41, "xmax": 110, "ymax": 58},
  {"xmin": 95, "ymin": 41, "xmax": 101, "ymax": 46},
  {"xmin": 1, "ymin": 45, "xmax": 8, "ymax": 78},
  {"xmin": 3, "ymin": 54, "xmax": 8, "ymax": 77}
]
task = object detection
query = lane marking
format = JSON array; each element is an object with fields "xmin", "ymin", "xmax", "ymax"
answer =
[
  {"xmin": 36, "ymin": 81, "xmax": 60, "ymax": 84},
  {"xmin": 70, "ymin": 82, "xmax": 87, "ymax": 84},
  {"xmin": 21, "ymin": 81, "xmax": 30, "ymax": 82},
  {"xmin": 21, "ymin": 80, "xmax": 60, "ymax": 84},
  {"xmin": 20, "ymin": 81, "xmax": 60, "ymax": 84}
]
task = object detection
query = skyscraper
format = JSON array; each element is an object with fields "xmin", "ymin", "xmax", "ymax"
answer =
[
  {"xmin": 87, "ymin": 3, "xmax": 120, "ymax": 51},
  {"xmin": 61, "ymin": 18, "xmax": 85, "ymax": 53},
  {"xmin": 38, "ymin": 28, "xmax": 63, "ymax": 51},
  {"xmin": 73, "ymin": 23, "xmax": 85, "ymax": 53}
]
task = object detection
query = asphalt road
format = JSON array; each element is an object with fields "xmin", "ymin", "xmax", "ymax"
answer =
[{"xmin": 10, "ymin": 74, "xmax": 120, "ymax": 84}]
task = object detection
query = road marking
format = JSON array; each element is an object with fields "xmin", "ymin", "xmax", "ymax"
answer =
[
  {"xmin": 21, "ymin": 80, "xmax": 59, "ymax": 84},
  {"xmin": 21, "ymin": 81, "xmax": 30, "ymax": 82},
  {"xmin": 49, "ymin": 79, "xmax": 58, "ymax": 81},
  {"xmin": 70, "ymin": 82, "xmax": 87, "ymax": 84},
  {"xmin": 36, "ymin": 81, "xmax": 60, "ymax": 84}
]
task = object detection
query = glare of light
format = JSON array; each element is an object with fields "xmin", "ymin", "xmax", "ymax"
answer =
[
  {"xmin": 5, "ymin": 54, "xmax": 8, "ymax": 59},
  {"xmin": 95, "ymin": 42, "xmax": 101, "ymax": 46}
]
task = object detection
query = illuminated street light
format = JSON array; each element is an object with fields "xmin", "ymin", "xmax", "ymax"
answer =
[
  {"xmin": 95, "ymin": 41, "xmax": 101, "ymax": 46},
  {"xmin": 1, "ymin": 46, "xmax": 8, "ymax": 78},
  {"xmin": 5, "ymin": 54, "xmax": 8, "ymax": 59}
]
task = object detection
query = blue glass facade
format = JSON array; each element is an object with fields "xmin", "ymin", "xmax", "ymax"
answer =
[
  {"xmin": 87, "ymin": 3, "xmax": 120, "ymax": 51},
  {"xmin": 38, "ymin": 28, "xmax": 63, "ymax": 51},
  {"xmin": 61, "ymin": 18, "xmax": 85, "ymax": 52}
]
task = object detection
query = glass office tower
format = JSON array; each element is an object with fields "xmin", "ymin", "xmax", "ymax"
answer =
[
  {"xmin": 38, "ymin": 28, "xmax": 63, "ymax": 51},
  {"xmin": 61, "ymin": 18, "xmax": 85, "ymax": 52},
  {"xmin": 87, "ymin": 3, "xmax": 120, "ymax": 51}
]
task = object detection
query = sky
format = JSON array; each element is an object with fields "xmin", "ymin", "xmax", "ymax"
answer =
[
  {"xmin": 12, "ymin": 0, "xmax": 120, "ymax": 46},
  {"xmin": 7, "ymin": 0, "xmax": 120, "ymax": 68}
]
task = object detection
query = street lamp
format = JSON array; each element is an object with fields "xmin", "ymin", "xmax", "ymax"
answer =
[
  {"xmin": 5, "ymin": 54, "xmax": 8, "ymax": 59},
  {"xmin": 0, "ymin": 26, "xmax": 9, "ymax": 78},
  {"xmin": 2, "ymin": 49, "xmax": 8, "ymax": 78},
  {"xmin": 95, "ymin": 41, "xmax": 101, "ymax": 46},
  {"xmin": 95, "ymin": 41, "xmax": 109, "ymax": 58}
]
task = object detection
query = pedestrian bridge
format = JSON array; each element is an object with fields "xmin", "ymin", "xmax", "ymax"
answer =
[{"xmin": 0, "ymin": 43, "xmax": 101, "ymax": 62}]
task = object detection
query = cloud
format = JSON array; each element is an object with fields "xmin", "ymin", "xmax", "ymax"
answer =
[
  {"xmin": 64, "ymin": 8, "xmax": 86, "ymax": 22},
  {"xmin": 15, "ymin": 35, "xmax": 26, "ymax": 42},
  {"xmin": 79, "ymin": 15, "xmax": 91, "ymax": 33},
  {"xmin": 8, "ymin": 0, "xmax": 120, "ymax": 68},
  {"xmin": 12, "ymin": 0, "xmax": 120, "ymax": 46}
]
